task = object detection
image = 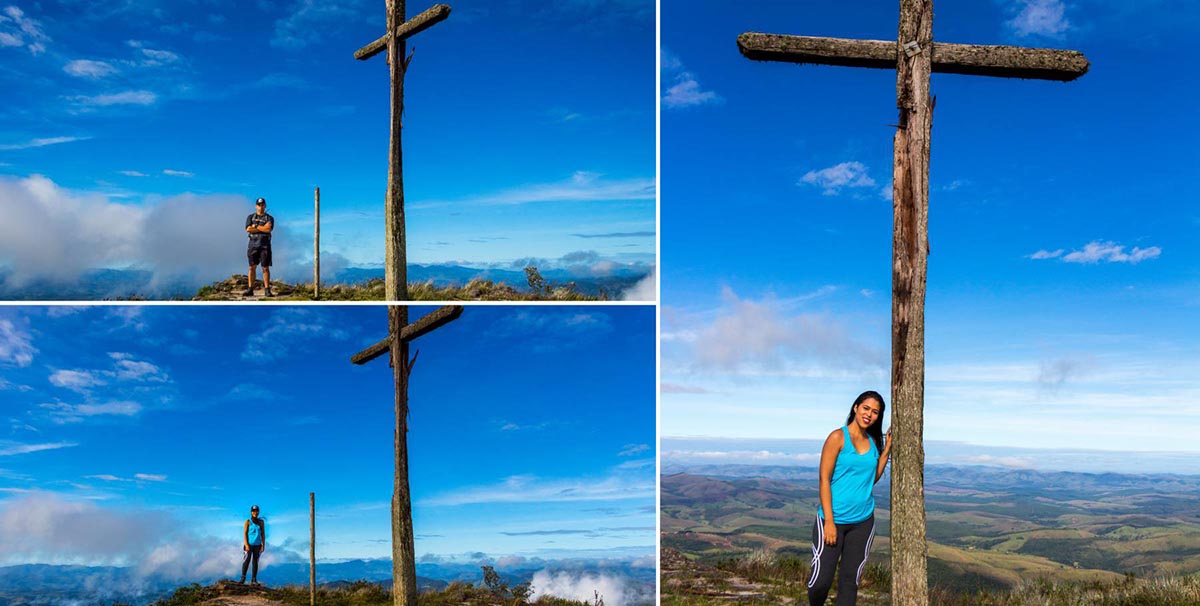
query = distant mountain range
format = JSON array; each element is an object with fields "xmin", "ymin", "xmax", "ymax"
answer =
[
  {"xmin": 0, "ymin": 558, "xmax": 656, "ymax": 606},
  {"xmin": 662, "ymin": 462, "xmax": 1200, "ymax": 594},
  {"xmin": 0, "ymin": 265, "xmax": 649, "ymax": 300}
]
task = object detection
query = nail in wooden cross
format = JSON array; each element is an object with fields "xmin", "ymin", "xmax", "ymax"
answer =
[
  {"xmin": 354, "ymin": 2, "xmax": 452, "ymax": 302},
  {"xmin": 351, "ymin": 304, "xmax": 462, "ymax": 606},
  {"xmin": 738, "ymin": 4, "xmax": 1087, "ymax": 605}
]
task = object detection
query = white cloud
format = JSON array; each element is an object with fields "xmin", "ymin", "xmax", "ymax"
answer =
[
  {"xmin": 242, "ymin": 308, "xmax": 350, "ymax": 363},
  {"xmin": 1030, "ymin": 241, "xmax": 1161, "ymax": 264},
  {"xmin": 410, "ymin": 172, "xmax": 654, "ymax": 209},
  {"xmin": 1008, "ymin": 0, "xmax": 1071, "ymax": 37},
  {"xmin": 0, "ymin": 136, "xmax": 90, "ymax": 151},
  {"xmin": 75, "ymin": 90, "xmax": 158, "ymax": 106},
  {"xmin": 161, "ymin": 169, "xmax": 193, "ymax": 177},
  {"xmin": 0, "ymin": 175, "xmax": 300, "ymax": 293},
  {"xmin": 0, "ymin": 493, "xmax": 247, "ymax": 579},
  {"xmin": 0, "ymin": 319, "xmax": 36, "ymax": 367},
  {"xmin": 621, "ymin": 265, "xmax": 655, "ymax": 302},
  {"xmin": 41, "ymin": 401, "xmax": 143, "ymax": 424},
  {"xmin": 618, "ymin": 444, "xmax": 648, "ymax": 457},
  {"xmin": 49, "ymin": 369, "xmax": 105, "ymax": 392},
  {"xmin": 272, "ymin": 0, "xmax": 360, "ymax": 49},
  {"xmin": 661, "ymin": 48, "xmax": 722, "ymax": 109},
  {"xmin": 799, "ymin": 161, "xmax": 877, "ymax": 195},
  {"xmin": 530, "ymin": 570, "xmax": 631, "ymax": 606},
  {"xmin": 133, "ymin": 473, "xmax": 167, "ymax": 482},
  {"xmin": 672, "ymin": 287, "xmax": 885, "ymax": 375},
  {"xmin": 118, "ymin": 170, "xmax": 147, "ymax": 177},
  {"xmin": 0, "ymin": 6, "xmax": 49, "ymax": 54},
  {"xmin": 961, "ymin": 454, "xmax": 1035, "ymax": 469},
  {"xmin": 0, "ymin": 441, "xmax": 76, "ymax": 456},
  {"xmin": 663, "ymin": 449, "xmax": 822, "ymax": 466},
  {"xmin": 64, "ymin": 59, "xmax": 117, "ymax": 78},
  {"xmin": 420, "ymin": 469, "xmax": 653, "ymax": 506}
]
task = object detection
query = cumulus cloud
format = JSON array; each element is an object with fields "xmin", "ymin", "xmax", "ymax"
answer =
[
  {"xmin": 1007, "ymin": 0, "xmax": 1071, "ymax": 38},
  {"xmin": 672, "ymin": 288, "xmax": 885, "ymax": 375},
  {"xmin": 484, "ymin": 309, "xmax": 614, "ymax": 354},
  {"xmin": 0, "ymin": 493, "xmax": 272, "ymax": 582},
  {"xmin": 1029, "ymin": 241, "xmax": 1161, "ymax": 264},
  {"xmin": 41, "ymin": 401, "xmax": 143, "ymax": 424},
  {"xmin": 622, "ymin": 266, "xmax": 655, "ymax": 302},
  {"xmin": 0, "ymin": 175, "xmax": 304, "ymax": 295},
  {"xmin": 661, "ymin": 48, "xmax": 722, "ymax": 109},
  {"xmin": 530, "ymin": 570, "xmax": 631, "ymax": 606},
  {"xmin": 0, "ymin": 318, "xmax": 36, "ymax": 367},
  {"xmin": 49, "ymin": 369, "xmax": 105, "ymax": 392},
  {"xmin": 799, "ymin": 162, "xmax": 877, "ymax": 195}
]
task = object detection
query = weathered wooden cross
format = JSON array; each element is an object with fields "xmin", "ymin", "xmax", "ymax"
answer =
[
  {"xmin": 354, "ymin": 1, "xmax": 452, "ymax": 301},
  {"xmin": 737, "ymin": 3, "xmax": 1088, "ymax": 605},
  {"xmin": 351, "ymin": 304, "xmax": 463, "ymax": 606}
]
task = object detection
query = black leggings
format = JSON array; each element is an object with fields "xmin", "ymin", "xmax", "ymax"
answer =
[
  {"xmin": 241, "ymin": 545, "xmax": 262, "ymax": 581},
  {"xmin": 807, "ymin": 514, "xmax": 876, "ymax": 606}
]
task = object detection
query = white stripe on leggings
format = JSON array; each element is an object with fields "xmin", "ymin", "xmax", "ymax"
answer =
[
  {"xmin": 808, "ymin": 515, "xmax": 825, "ymax": 588},
  {"xmin": 855, "ymin": 518, "xmax": 876, "ymax": 586}
]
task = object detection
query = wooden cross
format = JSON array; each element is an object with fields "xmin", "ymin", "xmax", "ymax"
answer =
[
  {"xmin": 351, "ymin": 304, "xmax": 463, "ymax": 606},
  {"xmin": 354, "ymin": 2, "xmax": 452, "ymax": 301},
  {"xmin": 737, "ymin": 4, "xmax": 1087, "ymax": 605}
]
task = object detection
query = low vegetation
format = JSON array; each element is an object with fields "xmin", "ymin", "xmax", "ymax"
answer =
[{"xmin": 193, "ymin": 267, "xmax": 603, "ymax": 301}]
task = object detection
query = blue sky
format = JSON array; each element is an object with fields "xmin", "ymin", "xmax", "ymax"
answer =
[
  {"xmin": 0, "ymin": 305, "xmax": 654, "ymax": 569},
  {"xmin": 0, "ymin": 0, "xmax": 655, "ymax": 288},
  {"xmin": 661, "ymin": 0, "xmax": 1200, "ymax": 460}
]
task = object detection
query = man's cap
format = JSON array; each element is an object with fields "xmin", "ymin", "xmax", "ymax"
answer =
[
  {"xmin": 250, "ymin": 504, "xmax": 260, "ymax": 511},
  {"xmin": 255, "ymin": 197, "xmax": 266, "ymax": 205}
]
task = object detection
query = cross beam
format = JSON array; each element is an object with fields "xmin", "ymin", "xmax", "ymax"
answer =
[
  {"xmin": 738, "ymin": 33, "xmax": 1089, "ymax": 81},
  {"xmin": 351, "ymin": 305, "xmax": 463, "ymax": 365},
  {"xmin": 355, "ymin": 4, "xmax": 451, "ymax": 61},
  {"xmin": 738, "ymin": 5, "xmax": 1086, "ymax": 606},
  {"xmin": 350, "ymin": 304, "xmax": 462, "ymax": 606}
]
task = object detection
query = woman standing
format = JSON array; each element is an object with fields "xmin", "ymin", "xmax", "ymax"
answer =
[{"xmin": 808, "ymin": 391, "xmax": 892, "ymax": 606}]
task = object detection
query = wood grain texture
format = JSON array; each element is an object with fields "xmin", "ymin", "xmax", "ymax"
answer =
[
  {"xmin": 890, "ymin": 2, "xmax": 932, "ymax": 606},
  {"xmin": 355, "ymin": 4, "xmax": 451, "ymax": 60},
  {"xmin": 738, "ymin": 32, "xmax": 1088, "ymax": 81},
  {"xmin": 350, "ymin": 305, "xmax": 463, "ymax": 365}
]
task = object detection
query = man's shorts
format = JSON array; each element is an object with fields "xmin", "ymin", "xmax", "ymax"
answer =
[{"xmin": 248, "ymin": 245, "xmax": 272, "ymax": 268}]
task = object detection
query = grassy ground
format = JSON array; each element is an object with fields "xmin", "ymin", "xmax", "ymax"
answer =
[
  {"xmin": 193, "ymin": 276, "xmax": 603, "ymax": 301},
  {"xmin": 154, "ymin": 579, "xmax": 598, "ymax": 606}
]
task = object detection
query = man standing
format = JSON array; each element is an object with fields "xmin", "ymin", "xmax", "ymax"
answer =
[
  {"xmin": 240, "ymin": 504, "xmax": 266, "ymax": 585},
  {"xmin": 244, "ymin": 197, "xmax": 275, "ymax": 297}
]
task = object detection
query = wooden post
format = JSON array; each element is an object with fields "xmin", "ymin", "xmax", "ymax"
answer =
[
  {"xmin": 890, "ymin": 2, "xmax": 932, "ymax": 605},
  {"xmin": 309, "ymin": 491, "xmax": 316, "ymax": 606},
  {"xmin": 350, "ymin": 305, "xmax": 461, "ymax": 606},
  {"xmin": 385, "ymin": 0, "xmax": 408, "ymax": 302},
  {"xmin": 388, "ymin": 305, "xmax": 417, "ymax": 606},
  {"xmin": 314, "ymin": 187, "xmax": 321, "ymax": 299}
]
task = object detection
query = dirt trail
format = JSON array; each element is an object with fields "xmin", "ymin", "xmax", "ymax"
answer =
[{"xmin": 189, "ymin": 580, "xmax": 288, "ymax": 606}]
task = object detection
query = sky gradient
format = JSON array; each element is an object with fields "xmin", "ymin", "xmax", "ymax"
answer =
[
  {"xmin": 0, "ymin": 0, "xmax": 655, "ymax": 289},
  {"xmin": 661, "ymin": 0, "xmax": 1200, "ymax": 461},
  {"xmin": 0, "ymin": 305, "xmax": 655, "ymax": 569}
]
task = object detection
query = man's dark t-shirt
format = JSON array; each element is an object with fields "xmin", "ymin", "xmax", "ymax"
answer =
[{"xmin": 246, "ymin": 212, "xmax": 274, "ymax": 248}]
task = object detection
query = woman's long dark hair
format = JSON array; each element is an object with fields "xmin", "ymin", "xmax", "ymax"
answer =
[{"xmin": 845, "ymin": 390, "xmax": 886, "ymax": 453}]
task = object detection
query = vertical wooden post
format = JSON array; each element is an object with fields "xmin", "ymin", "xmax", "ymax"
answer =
[
  {"xmin": 389, "ymin": 305, "xmax": 417, "ymax": 606},
  {"xmin": 309, "ymin": 491, "xmax": 316, "ymax": 606},
  {"xmin": 314, "ymin": 187, "xmax": 321, "ymax": 299},
  {"xmin": 385, "ymin": 0, "xmax": 409, "ymax": 302},
  {"xmin": 891, "ymin": 1, "xmax": 932, "ymax": 606}
]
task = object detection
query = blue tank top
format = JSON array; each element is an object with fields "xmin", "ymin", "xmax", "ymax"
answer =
[
  {"xmin": 247, "ymin": 519, "xmax": 263, "ymax": 546},
  {"xmin": 818, "ymin": 425, "xmax": 879, "ymax": 524}
]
